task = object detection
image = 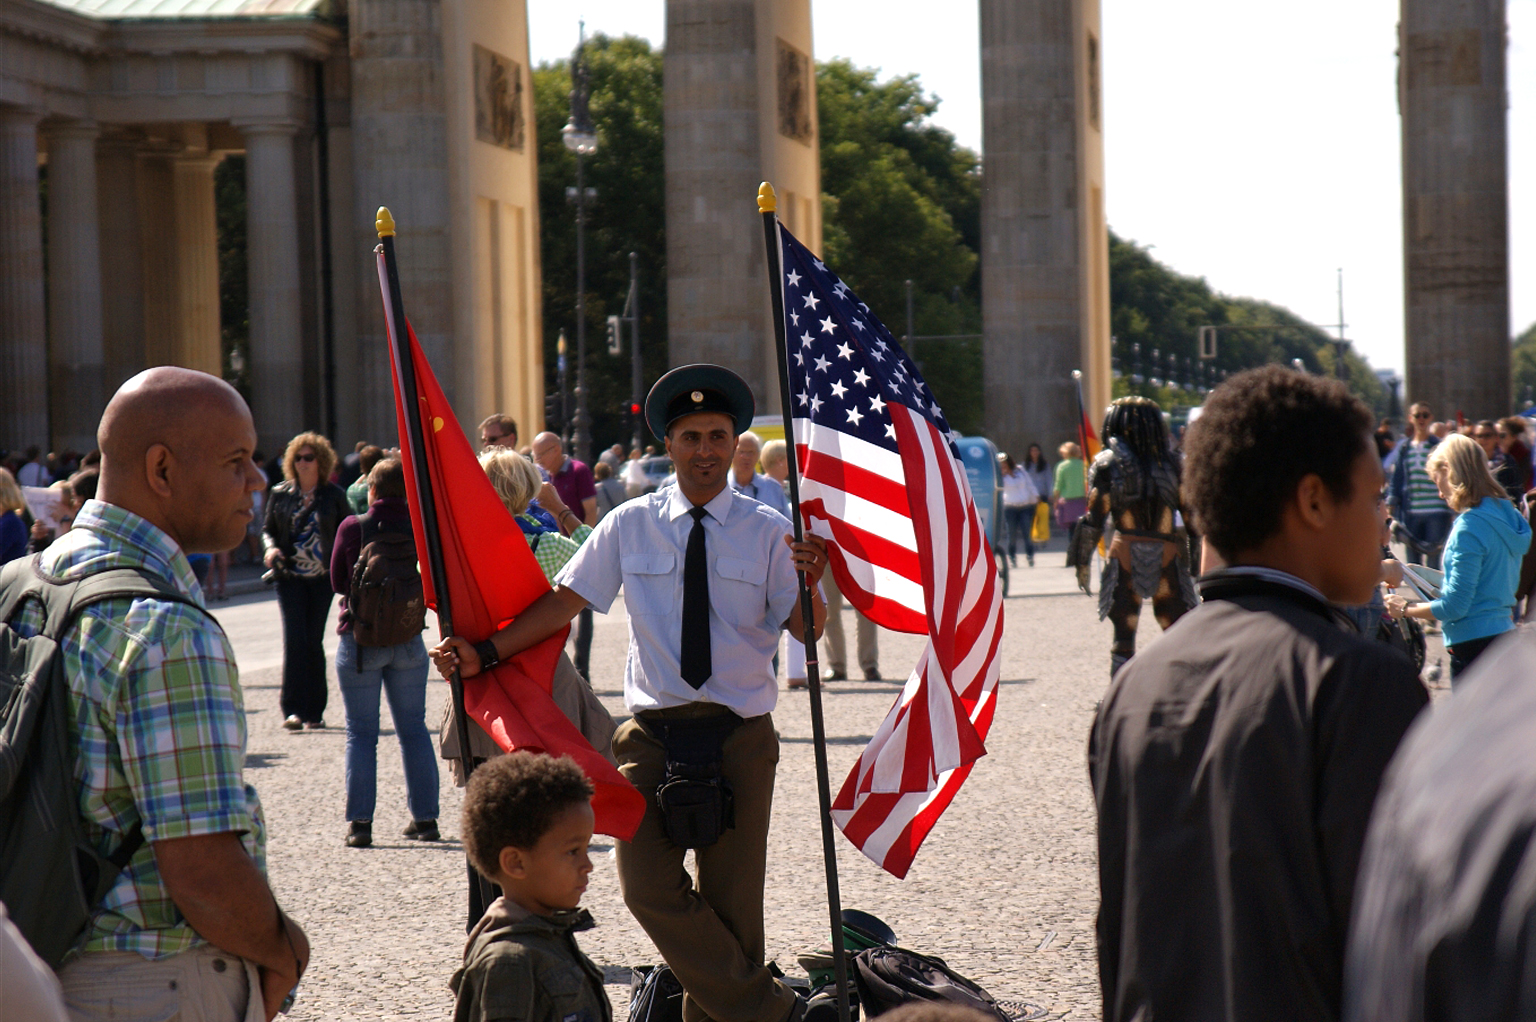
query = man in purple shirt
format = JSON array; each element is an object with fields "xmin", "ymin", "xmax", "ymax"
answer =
[{"xmin": 531, "ymin": 432, "xmax": 598, "ymax": 677}]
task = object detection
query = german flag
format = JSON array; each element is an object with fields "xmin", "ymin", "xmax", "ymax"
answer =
[{"xmin": 1073, "ymin": 369, "xmax": 1101, "ymax": 465}]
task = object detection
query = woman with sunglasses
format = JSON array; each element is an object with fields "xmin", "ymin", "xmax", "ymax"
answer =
[{"xmin": 263, "ymin": 432, "xmax": 351, "ymax": 730}]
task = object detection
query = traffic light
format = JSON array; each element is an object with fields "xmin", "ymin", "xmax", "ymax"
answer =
[{"xmin": 606, "ymin": 315, "xmax": 622, "ymax": 355}]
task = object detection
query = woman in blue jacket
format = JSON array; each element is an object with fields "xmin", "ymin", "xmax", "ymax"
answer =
[{"xmin": 1387, "ymin": 432, "xmax": 1532, "ymax": 682}]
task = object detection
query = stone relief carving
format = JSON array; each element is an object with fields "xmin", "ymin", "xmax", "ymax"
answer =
[
  {"xmin": 474, "ymin": 44, "xmax": 525, "ymax": 151},
  {"xmin": 777, "ymin": 38, "xmax": 813, "ymax": 145}
]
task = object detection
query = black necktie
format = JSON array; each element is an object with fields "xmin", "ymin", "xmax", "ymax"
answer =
[{"xmin": 680, "ymin": 506, "xmax": 711, "ymax": 689}]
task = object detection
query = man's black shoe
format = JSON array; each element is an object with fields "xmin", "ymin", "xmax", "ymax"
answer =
[
  {"xmin": 863, "ymin": 668, "xmax": 882, "ymax": 682},
  {"xmin": 346, "ymin": 821, "xmax": 372, "ymax": 848},
  {"xmin": 822, "ymin": 668, "xmax": 847, "ymax": 682}
]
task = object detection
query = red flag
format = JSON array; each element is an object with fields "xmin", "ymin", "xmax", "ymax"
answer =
[
  {"xmin": 377, "ymin": 254, "xmax": 644, "ymax": 840},
  {"xmin": 774, "ymin": 224, "xmax": 1003, "ymax": 878},
  {"xmin": 1074, "ymin": 370, "xmax": 1101, "ymax": 464}
]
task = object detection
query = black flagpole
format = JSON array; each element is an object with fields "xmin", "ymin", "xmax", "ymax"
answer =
[
  {"xmin": 758, "ymin": 183, "xmax": 853, "ymax": 1022},
  {"xmin": 377, "ymin": 207, "xmax": 498, "ymax": 918},
  {"xmin": 375, "ymin": 207, "xmax": 471, "ymax": 771}
]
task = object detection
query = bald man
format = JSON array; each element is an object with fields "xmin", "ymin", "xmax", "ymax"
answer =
[
  {"xmin": 6, "ymin": 368, "xmax": 309, "ymax": 1021},
  {"xmin": 530, "ymin": 431, "xmax": 598, "ymax": 677}
]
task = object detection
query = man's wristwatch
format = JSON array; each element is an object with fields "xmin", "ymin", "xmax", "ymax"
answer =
[{"xmin": 474, "ymin": 639, "xmax": 501, "ymax": 671}]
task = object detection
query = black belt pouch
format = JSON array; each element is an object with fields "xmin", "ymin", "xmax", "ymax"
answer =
[{"xmin": 647, "ymin": 713, "xmax": 744, "ymax": 849}]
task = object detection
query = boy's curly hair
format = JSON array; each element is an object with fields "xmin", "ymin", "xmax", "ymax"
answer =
[
  {"xmin": 461, "ymin": 752, "xmax": 594, "ymax": 880},
  {"xmin": 1184, "ymin": 365, "xmax": 1372, "ymax": 560}
]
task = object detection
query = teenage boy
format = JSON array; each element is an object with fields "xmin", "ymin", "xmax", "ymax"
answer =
[
  {"xmin": 1090, "ymin": 366, "xmax": 1429, "ymax": 1022},
  {"xmin": 452, "ymin": 752, "xmax": 610, "ymax": 1022}
]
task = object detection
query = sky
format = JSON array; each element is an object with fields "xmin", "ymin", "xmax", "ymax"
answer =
[{"xmin": 529, "ymin": 0, "xmax": 1534, "ymax": 376}]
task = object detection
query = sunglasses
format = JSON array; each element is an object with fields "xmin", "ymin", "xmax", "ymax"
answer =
[
  {"xmin": 295, "ymin": 453, "xmax": 317, "ymax": 463},
  {"xmin": 480, "ymin": 433, "xmax": 507, "ymax": 446},
  {"xmin": 1475, "ymin": 432, "xmax": 1497, "ymax": 439},
  {"xmin": 1412, "ymin": 413, "xmax": 1431, "ymax": 420}
]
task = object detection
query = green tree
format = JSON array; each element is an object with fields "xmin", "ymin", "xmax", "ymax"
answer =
[
  {"xmin": 534, "ymin": 35, "xmax": 668, "ymax": 450},
  {"xmin": 816, "ymin": 59, "xmax": 983, "ymax": 434},
  {"xmin": 215, "ymin": 156, "xmax": 249, "ymax": 400},
  {"xmin": 1514, "ymin": 321, "xmax": 1536, "ymax": 409},
  {"xmin": 1108, "ymin": 232, "xmax": 1386, "ymax": 415}
]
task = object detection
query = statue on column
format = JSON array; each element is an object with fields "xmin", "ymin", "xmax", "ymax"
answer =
[{"xmin": 1072, "ymin": 397, "xmax": 1198, "ymax": 676}]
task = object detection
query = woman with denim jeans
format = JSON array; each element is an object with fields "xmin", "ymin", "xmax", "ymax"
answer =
[{"xmin": 328, "ymin": 458, "xmax": 440, "ymax": 848}]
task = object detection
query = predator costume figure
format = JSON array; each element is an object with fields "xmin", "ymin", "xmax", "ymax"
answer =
[{"xmin": 1073, "ymin": 397, "xmax": 1198, "ymax": 676}]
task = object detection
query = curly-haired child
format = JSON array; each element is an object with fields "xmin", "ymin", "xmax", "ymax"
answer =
[{"xmin": 451, "ymin": 752, "xmax": 611, "ymax": 1022}]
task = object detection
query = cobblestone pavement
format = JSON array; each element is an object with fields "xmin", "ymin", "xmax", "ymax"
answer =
[{"xmin": 215, "ymin": 540, "xmax": 1445, "ymax": 1021}]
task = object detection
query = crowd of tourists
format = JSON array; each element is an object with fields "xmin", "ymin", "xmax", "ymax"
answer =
[{"xmin": 8, "ymin": 361, "xmax": 1536, "ymax": 1022}]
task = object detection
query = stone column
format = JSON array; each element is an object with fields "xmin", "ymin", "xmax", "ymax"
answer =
[
  {"xmin": 0, "ymin": 107, "xmax": 48, "ymax": 452},
  {"xmin": 136, "ymin": 144, "xmax": 180, "ymax": 369},
  {"xmin": 664, "ymin": 1, "xmax": 764, "ymax": 396},
  {"xmin": 239, "ymin": 121, "xmax": 304, "ymax": 453},
  {"xmin": 44, "ymin": 121, "xmax": 105, "ymax": 452},
  {"xmin": 979, "ymin": 0, "xmax": 1110, "ymax": 460},
  {"xmin": 1400, "ymin": 0, "xmax": 1510, "ymax": 416},
  {"xmin": 173, "ymin": 151, "xmax": 223, "ymax": 376},
  {"xmin": 97, "ymin": 136, "xmax": 147, "ymax": 392}
]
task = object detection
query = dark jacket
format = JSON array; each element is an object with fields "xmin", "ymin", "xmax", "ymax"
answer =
[
  {"xmin": 451, "ymin": 896, "xmax": 611, "ymax": 1022},
  {"xmin": 261, "ymin": 480, "xmax": 350, "ymax": 574},
  {"xmin": 1346, "ymin": 631, "xmax": 1536, "ymax": 1022},
  {"xmin": 1090, "ymin": 571, "xmax": 1428, "ymax": 1022}
]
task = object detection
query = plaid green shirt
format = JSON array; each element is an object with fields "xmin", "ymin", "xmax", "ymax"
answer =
[
  {"xmin": 12, "ymin": 499, "xmax": 264, "ymax": 960},
  {"xmin": 521, "ymin": 515, "xmax": 592, "ymax": 583}
]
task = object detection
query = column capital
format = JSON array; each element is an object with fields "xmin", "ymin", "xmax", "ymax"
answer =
[
  {"xmin": 0, "ymin": 105, "xmax": 47, "ymax": 129},
  {"xmin": 43, "ymin": 119, "xmax": 100, "ymax": 143},
  {"xmin": 232, "ymin": 118, "xmax": 301, "ymax": 138}
]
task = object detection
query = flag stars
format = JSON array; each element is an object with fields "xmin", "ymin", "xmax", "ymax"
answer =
[
  {"xmin": 797, "ymin": 390, "xmax": 809, "ymax": 407},
  {"xmin": 852, "ymin": 319, "xmax": 867, "ymax": 332},
  {"xmin": 830, "ymin": 379, "xmax": 849, "ymax": 400},
  {"xmin": 836, "ymin": 342, "xmax": 854, "ymax": 360},
  {"xmin": 789, "ymin": 311, "xmax": 800, "ymax": 327},
  {"xmin": 885, "ymin": 423, "xmax": 897, "ymax": 440},
  {"xmin": 870, "ymin": 394, "xmax": 886, "ymax": 414},
  {"xmin": 846, "ymin": 406, "xmax": 865, "ymax": 427},
  {"xmin": 814, "ymin": 355, "xmax": 831, "ymax": 373},
  {"xmin": 853, "ymin": 368, "xmax": 870, "ymax": 387},
  {"xmin": 786, "ymin": 269, "xmax": 802, "ymax": 288},
  {"xmin": 803, "ymin": 292, "xmax": 821, "ymax": 311},
  {"xmin": 820, "ymin": 315, "xmax": 838, "ymax": 335},
  {"xmin": 810, "ymin": 393, "xmax": 824, "ymax": 414},
  {"xmin": 801, "ymin": 331, "xmax": 814, "ymax": 349},
  {"xmin": 794, "ymin": 351, "xmax": 804, "ymax": 367}
]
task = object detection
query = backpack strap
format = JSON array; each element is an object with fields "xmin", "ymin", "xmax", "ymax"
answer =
[{"xmin": 6, "ymin": 557, "xmax": 216, "ymax": 869}]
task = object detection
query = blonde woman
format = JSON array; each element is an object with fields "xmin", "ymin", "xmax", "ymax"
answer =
[
  {"xmin": 1053, "ymin": 440, "xmax": 1087, "ymax": 529},
  {"xmin": 1387, "ymin": 432, "xmax": 1532, "ymax": 682},
  {"xmin": 479, "ymin": 447, "xmax": 592, "ymax": 581},
  {"xmin": 262, "ymin": 432, "xmax": 351, "ymax": 729},
  {"xmin": 0, "ymin": 467, "xmax": 27, "ymax": 563},
  {"xmin": 438, "ymin": 448, "xmax": 615, "ymax": 803}
]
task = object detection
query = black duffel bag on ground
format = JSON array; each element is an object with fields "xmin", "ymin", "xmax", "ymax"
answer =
[{"xmin": 851, "ymin": 946, "xmax": 1012, "ymax": 1022}]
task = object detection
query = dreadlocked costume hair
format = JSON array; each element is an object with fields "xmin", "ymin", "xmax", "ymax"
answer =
[{"xmin": 1074, "ymin": 396, "xmax": 1198, "ymax": 677}]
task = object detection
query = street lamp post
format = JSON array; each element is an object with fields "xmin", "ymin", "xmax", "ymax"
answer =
[{"xmin": 563, "ymin": 23, "xmax": 598, "ymax": 462}]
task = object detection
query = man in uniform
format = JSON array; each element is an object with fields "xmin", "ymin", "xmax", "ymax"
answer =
[{"xmin": 433, "ymin": 364, "xmax": 827, "ymax": 1022}]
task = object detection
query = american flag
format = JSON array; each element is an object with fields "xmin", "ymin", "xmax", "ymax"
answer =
[{"xmin": 776, "ymin": 222, "xmax": 1004, "ymax": 879}]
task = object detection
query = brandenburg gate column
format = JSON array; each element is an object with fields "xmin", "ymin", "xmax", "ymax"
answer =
[
  {"xmin": 0, "ymin": 107, "xmax": 48, "ymax": 451},
  {"xmin": 173, "ymin": 143, "xmax": 224, "ymax": 376},
  {"xmin": 44, "ymin": 120, "xmax": 106, "ymax": 453},
  {"xmin": 238, "ymin": 119, "xmax": 303, "ymax": 453}
]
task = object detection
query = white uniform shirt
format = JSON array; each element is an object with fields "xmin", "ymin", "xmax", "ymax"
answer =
[{"xmin": 555, "ymin": 484, "xmax": 800, "ymax": 718}]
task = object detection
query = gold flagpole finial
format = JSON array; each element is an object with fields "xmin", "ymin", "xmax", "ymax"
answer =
[
  {"xmin": 376, "ymin": 206, "xmax": 396, "ymax": 238},
  {"xmin": 757, "ymin": 182, "xmax": 777, "ymax": 214}
]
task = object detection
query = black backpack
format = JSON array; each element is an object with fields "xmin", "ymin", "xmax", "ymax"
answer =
[
  {"xmin": 0, "ymin": 555, "xmax": 205, "ymax": 967},
  {"xmin": 348, "ymin": 512, "xmax": 426, "ymax": 647},
  {"xmin": 628, "ymin": 964, "xmax": 684, "ymax": 1022},
  {"xmin": 851, "ymin": 946, "xmax": 1012, "ymax": 1022}
]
